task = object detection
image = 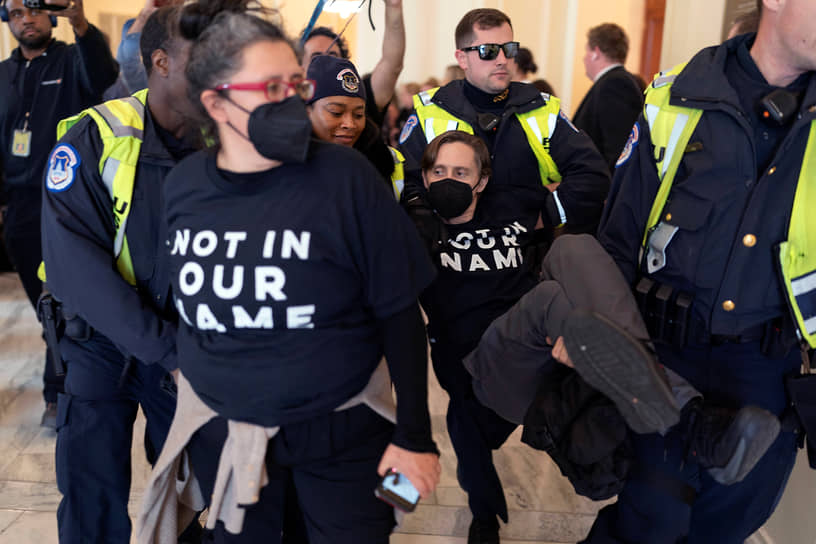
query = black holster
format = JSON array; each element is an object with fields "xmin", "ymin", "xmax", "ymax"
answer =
[
  {"xmin": 36, "ymin": 292, "xmax": 65, "ymax": 377},
  {"xmin": 634, "ymin": 277, "xmax": 693, "ymax": 348},
  {"xmin": 785, "ymin": 368, "xmax": 816, "ymax": 468}
]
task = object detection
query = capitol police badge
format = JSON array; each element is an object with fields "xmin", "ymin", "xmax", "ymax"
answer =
[
  {"xmin": 337, "ymin": 68, "xmax": 360, "ymax": 94},
  {"xmin": 399, "ymin": 114, "xmax": 418, "ymax": 145},
  {"xmin": 616, "ymin": 122, "xmax": 640, "ymax": 168},
  {"xmin": 46, "ymin": 144, "xmax": 81, "ymax": 192}
]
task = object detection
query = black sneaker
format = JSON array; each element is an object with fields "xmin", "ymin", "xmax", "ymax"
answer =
[
  {"xmin": 681, "ymin": 398, "xmax": 780, "ymax": 485},
  {"xmin": 468, "ymin": 516, "xmax": 500, "ymax": 544},
  {"xmin": 562, "ymin": 310, "xmax": 681, "ymax": 435}
]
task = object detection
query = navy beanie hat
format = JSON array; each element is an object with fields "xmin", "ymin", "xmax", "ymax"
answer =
[{"xmin": 306, "ymin": 55, "xmax": 367, "ymax": 104}]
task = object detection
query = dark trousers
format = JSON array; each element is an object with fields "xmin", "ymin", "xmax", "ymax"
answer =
[
  {"xmin": 56, "ymin": 332, "xmax": 176, "ymax": 544},
  {"xmin": 188, "ymin": 404, "xmax": 396, "ymax": 544},
  {"xmin": 2, "ymin": 214, "xmax": 64, "ymax": 403},
  {"xmin": 432, "ymin": 344, "xmax": 517, "ymax": 523},
  {"xmin": 582, "ymin": 341, "xmax": 801, "ymax": 544}
]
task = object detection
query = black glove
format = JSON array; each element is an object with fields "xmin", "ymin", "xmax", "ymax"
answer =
[{"xmin": 401, "ymin": 189, "xmax": 449, "ymax": 255}]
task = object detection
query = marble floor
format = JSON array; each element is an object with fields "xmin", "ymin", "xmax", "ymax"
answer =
[
  {"xmin": 0, "ymin": 271, "xmax": 797, "ymax": 543},
  {"xmin": 0, "ymin": 272, "xmax": 606, "ymax": 543}
]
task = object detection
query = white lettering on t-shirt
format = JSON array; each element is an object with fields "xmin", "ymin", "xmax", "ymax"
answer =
[
  {"xmin": 494, "ymin": 247, "xmax": 519, "ymax": 270},
  {"xmin": 223, "ymin": 232, "xmax": 247, "ymax": 259},
  {"xmin": 172, "ymin": 228, "xmax": 317, "ymax": 331},
  {"xmin": 192, "ymin": 230, "xmax": 218, "ymax": 257},
  {"xmin": 469, "ymin": 254, "xmax": 490, "ymax": 272},
  {"xmin": 213, "ymin": 265, "xmax": 244, "ymax": 300},
  {"xmin": 179, "ymin": 262, "xmax": 205, "ymax": 296},
  {"xmin": 440, "ymin": 252, "xmax": 462, "ymax": 272},
  {"xmin": 262, "ymin": 231, "xmax": 276, "ymax": 258},
  {"xmin": 281, "ymin": 231, "xmax": 311, "ymax": 260},
  {"xmin": 438, "ymin": 223, "xmax": 528, "ymax": 274},
  {"xmin": 196, "ymin": 303, "xmax": 226, "ymax": 332},
  {"xmin": 450, "ymin": 232, "xmax": 473, "ymax": 250},
  {"xmin": 287, "ymin": 305, "xmax": 315, "ymax": 328},
  {"xmin": 171, "ymin": 229, "xmax": 190, "ymax": 256},
  {"xmin": 255, "ymin": 266, "xmax": 288, "ymax": 301},
  {"xmin": 476, "ymin": 229, "xmax": 496, "ymax": 250},
  {"xmin": 233, "ymin": 306, "xmax": 274, "ymax": 329},
  {"xmin": 176, "ymin": 298, "xmax": 193, "ymax": 326}
]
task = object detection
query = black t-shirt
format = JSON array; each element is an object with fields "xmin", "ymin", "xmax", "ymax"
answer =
[
  {"xmin": 421, "ymin": 212, "xmax": 539, "ymax": 359},
  {"xmin": 164, "ymin": 141, "xmax": 435, "ymax": 427}
]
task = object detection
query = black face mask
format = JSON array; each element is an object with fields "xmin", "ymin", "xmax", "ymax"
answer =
[
  {"xmin": 226, "ymin": 95, "xmax": 313, "ymax": 163},
  {"xmin": 427, "ymin": 178, "xmax": 476, "ymax": 219}
]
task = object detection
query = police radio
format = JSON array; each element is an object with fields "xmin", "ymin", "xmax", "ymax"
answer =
[{"xmin": 758, "ymin": 89, "xmax": 800, "ymax": 126}]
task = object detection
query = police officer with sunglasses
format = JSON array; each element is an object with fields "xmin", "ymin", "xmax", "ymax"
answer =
[{"xmin": 397, "ymin": 7, "xmax": 609, "ymax": 544}]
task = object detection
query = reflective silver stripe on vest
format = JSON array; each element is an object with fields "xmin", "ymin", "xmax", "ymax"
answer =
[
  {"xmin": 418, "ymin": 90, "xmax": 433, "ymax": 106},
  {"xmin": 792, "ymin": 270, "xmax": 816, "ymax": 334},
  {"xmin": 660, "ymin": 113, "xmax": 690, "ymax": 179},
  {"xmin": 552, "ymin": 190, "xmax": 567, "ymax": 224},
  {"xmin": 423, "ymin": 119, "xmax": 459, "ymax": 143},
  {"xmin": 100, "ymin": 157, "xmax": 129, "ymax": 258},
  {"xmin": 645, "ymin": 104, "xmax": 660, "ymax": 131},
  {"xmin": 93, "ymin": 97, "xmax": 145, "ymax": 140},
  {"xmin": 526, "ymin": 117, "xmax": 544, "ymax": 142},
  {"xmin": 652, "ymin": 73, "xmax": 677, "ymax": 89}
]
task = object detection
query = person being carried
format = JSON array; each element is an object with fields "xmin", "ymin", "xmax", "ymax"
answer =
[{"xmin": 415, "ymin": 130, "xmax": 781, "ymax": 544}]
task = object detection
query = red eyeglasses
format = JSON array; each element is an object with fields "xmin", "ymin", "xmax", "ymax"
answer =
[{"xmin": 215, "ymin": 78, "xmax": 316, "ymax": 102}]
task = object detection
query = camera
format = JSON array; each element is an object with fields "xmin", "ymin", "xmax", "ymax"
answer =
[{"xmin": 23, "ymin": 0, "xmax": 67, "ymax": 11}]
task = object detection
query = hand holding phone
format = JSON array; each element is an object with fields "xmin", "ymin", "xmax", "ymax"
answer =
[
  {"xmin": 375, "ymin": 468, "xmax": 421, "ymax": 512},
  {"xmin": 23, "ymin": 0, "xmax": 67, "ymax": 11}
]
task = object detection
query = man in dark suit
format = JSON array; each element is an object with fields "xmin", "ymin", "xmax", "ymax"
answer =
[{"xmin": 573, "ymin": 23, "xmax": 643, "ymax": 174}]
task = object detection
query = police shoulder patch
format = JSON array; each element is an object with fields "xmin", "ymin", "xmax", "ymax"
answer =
[
  {"xmin": 616, "ymin": 122, "xmax": 640, "ymax": 168},
  {"xmin": 46, "ymin": 143, "xmax": 82, "ymax": 192},
  {"xmin": 399, "ymin": 114, "xmax": 419, "ymax": 145},
  {"xmin": 558, "ymin": 110, "xmax": 579, "ymax": 133}
]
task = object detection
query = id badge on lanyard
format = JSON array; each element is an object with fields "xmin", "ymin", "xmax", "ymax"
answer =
[
  {"xmin": 12, "ymin": 113, "xmax": 32, "ymax": 157},
  {"xmin": 12, "ymin": 129, "xmax": 32, "ymax": 157}
]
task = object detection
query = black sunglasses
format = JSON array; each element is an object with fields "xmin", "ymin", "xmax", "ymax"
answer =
[{"xmin": 460, "ymin": 41, "xmax": 520, "ymax": 61}]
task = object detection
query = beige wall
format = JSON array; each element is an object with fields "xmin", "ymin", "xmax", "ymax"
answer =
[{"xmin": 660, "ymin": 0, "xmax": 725, "ymax": 70}]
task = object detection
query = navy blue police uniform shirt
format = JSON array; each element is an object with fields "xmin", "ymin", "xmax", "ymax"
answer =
[
  {"xmin": 0, "ymin": 27, "xmax": 119, "ymax": 226},
  {"xmin": 40, "ymin": 107, "xmax": 193, "ymax": 370},
  {"xmin": 164, "ymin": 140, "xmax": 436, "ymax": 428},
  {"xmin": 421, "ymin": 211, "xmax": 539, "ymax": 359}
]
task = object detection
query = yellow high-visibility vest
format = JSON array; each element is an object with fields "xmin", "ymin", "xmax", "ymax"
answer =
[
  {"xmin": 412, "ymin": 87, "xmax": 563, "ymax": 186},
  {"xmin": 40, "ymin": 89, "xmax": 146, "ymax": 285},
  {"xmin": 642, "ymin": 64, "xmax": 816, "ymax": 348}
]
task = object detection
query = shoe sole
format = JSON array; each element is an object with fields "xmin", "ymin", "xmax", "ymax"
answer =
[
  {"xmin": 707, "ymin": 406, "xmax": 780, "ymax": 485},
  {"xmin": 562, "ymin": 311, "xmax": 680, "ymax": 435}
]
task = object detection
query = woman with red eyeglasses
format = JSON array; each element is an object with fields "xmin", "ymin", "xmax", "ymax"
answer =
[{"xmin": 139, "ymin": 1, "xmax": 441, "ymax": 542}]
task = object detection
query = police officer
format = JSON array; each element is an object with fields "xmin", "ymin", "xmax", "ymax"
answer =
[
  {"xmin": 39, "ymin": 7, "xmax": 199, "ymax": 542},
  {"xmin": 583, "ymin": 0, "xmax": 816, "ymax": 542},
  {"xmin": 399, "ymin": 8, "xmax": 610, "ymax": 235},
  {"xmin": 397, "ymin": 8, "xmax": 609, "ymax": 543},
  {"xmin": 0, "ymin": 0, "xmax": 118, "ymax": 427}
]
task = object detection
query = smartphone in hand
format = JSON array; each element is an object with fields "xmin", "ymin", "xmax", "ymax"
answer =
[
  {"xmin": 375, "ymin": 469, "xmax": 420, "ymax": 513},
  {"xmin": 23, "ymin": 0, "xmax": 68, "ymax": 11}
]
